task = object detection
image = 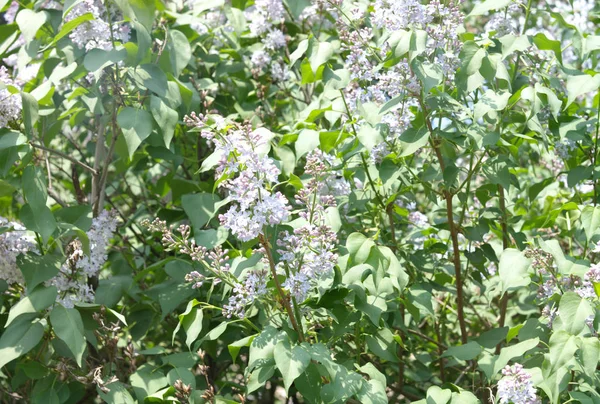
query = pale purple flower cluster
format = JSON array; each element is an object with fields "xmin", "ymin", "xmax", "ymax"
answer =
[
  {"xmin": 188, "ymin": 115, "xmax": 291, "ymax": 241},
  {"xmin": 277, "ymin": 151, "xmax": 339, "ymax": 302},
  {"xmin": 3, "ymin": 1, "xmax": 18, "ymax": 23},
  {"xmin": 65, "ymin": 0, "xmax": 130, "ymax": 51},
  {"xmin": 246, "ymin": 0, "xmax": 285, "ymax": 36},
  {"xmin": 497, "ymin": 364, "xmax": 538, "ymax": 404},
  {"xmin": 223, "ymin": 269, "xmax": 269, "ymax": 318},
  {"xmin": 555, "ymin": 139, "xmax": 577, "ymax": 159},
  {"xmin": 0, "ymin": 217, "xmax": 37, "ymax": 285},
  {"xmin": 0, "ymin": 66, "xmax": 23, "ymax": 129},
  {"xmin": 76, "ymin": 209, "xmax": 118, "ymax": 277},
  {"xmin": 48, "ymin": 210, "xmax": 118, "ymax": 308}
]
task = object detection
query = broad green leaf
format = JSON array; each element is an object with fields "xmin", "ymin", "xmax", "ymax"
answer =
[
  {"xmin": 117, "ymin": 107, "xmax": 153, "ymax": 158},
  {"xmin": 499, "ymin": 248, "xmax": 531, "ymax": 293},
  {"xmin": 6, "ymin": 285, "xmax": 57, "ymax": 327},
  {"xmin": 274, "ymin": 339, "xmax": 311, "ymax": 393},
  {"xmin": 469, "ymin": 0, "xmax": 512, "ymax": 16},
  {"xmin": 181, "ymin": 193, "xmax": 226, "ymax": 231},
  {"xmin": 50, "ymin": 305, "xmax": 86, "ymax": 367},
  {"xmin": 365, "ymin": 327, "xmax": 399, "ymax": 363},
  {"xmin": 442, "ymin": 341, "xmax": 482, "ymax": 361},
  {"xmin": 565, "ymin": 74, "xmax": 600, "ymax": 108},
  {"xmin": 167, "ymin": 30, "xmax": 191, "ymax": 76},
  {"xmin": 558, "ymin": 292, "xmax": 594, "ymax": 335},
  {"xmin": 581, "ymin": 205, "xmax": 600, "ymax": 243},
  {"xmin": 0, "ymin": 314, "xmax": 44, "ymax": 369},
  {"xmin": 149, "ymin": 96, "xmax": 178, "ymax": 148},
  {"xmin": 0, "ymin": 131, "xmax": 27, "ymax": 151},
  {"xmin": 398, "ymin": 128, "xmax": 430, "ymax": 157},
  {"xmin": 167, "ymin": 367, "xmax": 196, "ymax": 389},
  {"xmin": 228, "ymin": 335, "xmax": 255, "ymax": 364},
  {"xmin": 17, "ymin": 253, "xmax": 62, "ymax": 291},
  {"xmin": 16, "ymin": 9, "xmax": 46, "ymax": 41}
]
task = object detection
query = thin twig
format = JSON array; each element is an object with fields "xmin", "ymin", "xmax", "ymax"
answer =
[{"xmin": 29, "ymin": 142, "xmax": 99, "ymax": 176}]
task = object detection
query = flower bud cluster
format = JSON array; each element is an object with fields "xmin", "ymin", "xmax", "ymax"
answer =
[{"xmin": 497, "ymin": 363, "xmax": 539, "ymax": 404}]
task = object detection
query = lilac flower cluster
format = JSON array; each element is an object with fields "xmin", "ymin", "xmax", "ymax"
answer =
[
  {"xmin": 245, "ymin": 0, "xmax": 290, "ymax": 81},
  {"xmin": 0, "ymin": 66, "xmax": 23, "ymax": 129},
  {"xmin": 223, "ymin": 269, "xmax": 269, "ymax": 318},
  {"xmin": 186, "ymin": 114, "xmax": 291, "ymax": 242},
  {"xmin": 48, "ymin": 210, "xmax": 118, "ymax": 308},
  {"xmin": 65, "ymin": 0, "xmax": 130, "ymax": 51},
  {"xmin": 277, "ymin": 151, "xmax": 339, "ymax": 302},
  {"xmin": 0, "ymin": 217, "xmax": 37, "ymax": 285},
  {"xmin": 496, "ymin": 364, "xmax": 539, "ymax": 404}
]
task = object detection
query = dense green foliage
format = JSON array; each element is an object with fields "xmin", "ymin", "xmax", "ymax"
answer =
[{"xmin": 0, "ymin": 0, "xmax": 600, "ymax": 402}]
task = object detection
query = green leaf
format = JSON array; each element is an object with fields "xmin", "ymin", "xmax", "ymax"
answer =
[
  {"xmin": 499, "ymin": 248, "xmax": 531, "ymax": 293},
  {"xmin": 398, "ymin": 128, "xmax": 430, "ymax": 157},
  {"xmin": 167, "ymin": 367, "xmax": 196, "ymax": 389},
  {"xmin": 308, "ymin": 40, "xmax": 333, "ymax": 73},
  {"xmin": 52, "ymin": 13, "xmax": 94, "ymax": 44},
  {"xmin": 181, "ymin": 193, "xmax": 226, "ymax": 231},
  {"xmin": 580, "ymin": 205, "xmax": 600, "ymax": 243},
  {"xmin": 532, "ymin": 33, "xmax": 563, "ymax": 65},
  {"xmin": 130, "ymin": 64, "xmax": 168, "ymax": 96},
  {"xmin": 0, "ymin": 131, "xmax": 27, "ymax": 151},
  {"xmin": 117, "ymin": 107, "xmax": 153, "ymax": 158},
  {"xmin": 565, "ymin": 74, "xmax": 600, "ymax": 108},
  {"xmin": 412, "ymin": 59, "xmax": 443, "ymax": 94},
  {"xmin": 548, "ymin": 330, "xmax": 578, "ymax": 373},
  {"xmin": 6, "ymin": 285, "xmax": 57, "ymax": 327},
  {"xmin": 357, "ymin": 124, "xmax": 384, "ymax": 150},
  {"xmin": 182, "ymin": 307, "xmax": 203, "ymax": 349},
  {"xmin": 149, "ymin": 96, "xmax": 178, "ymax": 148},
  {"xmin": 19, "ymin": 204, "xmax": 56, "ymax": 243},
  {"xmin": 468, "ymin": 0, "xmax": 512, "ymax": 15},
  {"xmin": 0, "ymin": 315, "xmax": 45, "ymax": 369},
  {"xmin": 167, "ymin": 30, "xmax": 191, "ymax": 76},
  {"xmin": 98, "ymin": 382, "xmax": 135, "ymax": 404},
  {"xmin": 22, "ymin": 166, "xmax": 47, "ymax": 210},
  {"xmin": 442, "ymin": 341, "xmax": 482, "ymax": 361},
  {"xmin": 16, "ymin": 9, "xmax": 46, "ymax": 41},
  {"xmin": 346, "ymin": 233, "xmax": 375, "ymax": 264},
  {"xmin": 365, "ymin": 328, "xmax": 399, "ymax": 363},
  {"xmin": 228, "ymin": 335, "xmax": 255, "ymax": 364},
  {"xmin": 129, "ymin": 365, "xmax": 168, "ymax": 401},
  {"xmin": 50, "ymin": 305, "xmax": 86, "ymax": 367},
  {"xmin": 558, "ymin": 292, "xmax": 594, "ymax": 335},
  {"xmin": 17, "ymin": 253, "xmax": 62, "ymax": 291},
  {"xmin": 274, "ymin": 339, "xmax": 311, "ymax": 393}
]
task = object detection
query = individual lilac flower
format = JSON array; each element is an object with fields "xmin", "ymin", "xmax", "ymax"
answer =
[
  {"xmin": 0, "ymin": 66, "xmax": 23, "ymax": 129},
  {"xmin": 497, "ymin": 364, "xmax": 538, "ymax": 404}
]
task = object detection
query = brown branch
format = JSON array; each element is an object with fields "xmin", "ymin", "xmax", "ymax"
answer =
[
  {"xmin": 259, "ymin": 234, "xmax": 304, "ymax": 342},
  {"xmin": 29, "ymin": 142, "xmax": 99, "ymax": 176}
]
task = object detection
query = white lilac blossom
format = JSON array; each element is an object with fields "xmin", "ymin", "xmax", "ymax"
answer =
[
  {"xmin": 270, "ymin": 62, "xmax": 291, "ymax": 82},
  {"xmin": 251, "ymin": 50, "xmax": 272, "ymax": 71},
  {"xmin": 554, "ymin": 139, "xmax": 577, "ymax": 159},
  {"xmin": 48, "ymin": 210, "xmax": 118, "ymax": 308},
  {"xmin": 76, "ymin": 209, "xmax": 118, "ymax": 277},
  {"xmin": 3, "ymin": 1, "xmax": 18, "ymax": 23},
  {"xmin": 0, "ymin": 217, "xmax": 37, "ymax": 285},
  {"xmin": 223, "ymin": 269, "xmax": 269, "ymax": 318},
  {"xmin": 185, "ymin": 113, "xmax": 290, "ymax": 242},
  {"xmin": 541, "ymin": 304, "xmax": 557, "ymax": 328},
  {"xmin": 246, "ymin": 0, "xmax": 285, "ymax": 36},
  {"xmin": 263, "ymin": 29, "xmax": 286, "ymax": 50},
  {"xmin": 65, "ymin": 0, "xmax": 130, "ymax": 51},
  {"xmin": 0, "ymin": 66, "xmax": 22, "ymax": 129},
  {"xmin": 496, "ymin": 364, "xmax": 539, "ymax": 404},
  {"xmin": 277, "ymin": 151, "xmax": 339, "ymax": 303}
]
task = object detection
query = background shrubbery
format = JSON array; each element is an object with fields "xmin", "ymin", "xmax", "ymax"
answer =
[{"xmin": 0, "ymin": 0, "xmax": 600, "ymax": 402}]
